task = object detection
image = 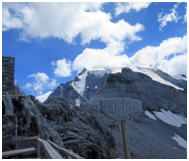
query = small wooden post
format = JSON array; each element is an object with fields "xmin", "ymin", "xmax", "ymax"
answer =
[{"xmin": 121, "ymin": 120, "xmax": 127, "ymax": 159}]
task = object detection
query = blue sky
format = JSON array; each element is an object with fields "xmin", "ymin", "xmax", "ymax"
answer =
[{"xmin": 2, "ymin": 2, "xmax": 187, "ymax": 101}]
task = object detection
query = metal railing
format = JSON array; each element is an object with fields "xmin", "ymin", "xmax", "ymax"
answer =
[{"xmin": 2, "ymin": 136, "xmax": 83, "ymax": 159}]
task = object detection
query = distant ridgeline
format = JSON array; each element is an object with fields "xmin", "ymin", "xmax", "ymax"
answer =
[{"xmin": 2, "ymin": 56, "xmax": 15, "ymax": 94}]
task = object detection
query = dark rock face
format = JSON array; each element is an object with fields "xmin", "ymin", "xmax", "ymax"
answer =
[
  {"xmin": 103, "ymin": 68, "xmax": 186, "ymax": 115},
  {"xmin": 82, "ymin": 70, "xmax": 108, "ymax": 100},
  {"xmin": 83, "ymin": 68, "xmax": 187, "ymax": 158},
  {"xmin": 2, "ymin": 87, "xmax": 117, "ymax": 158},
  {"xmin": 86, "ymin": 68, "xmax": 186, "ymax": 116},
  {"xmin": 47, "ymin": 83, "xmax": 82, "ymax": 106},
  {"xmin": 2, "ymin": 91, "xmax": 63, "ymax": 145},
  {"xmin": 38, "ymin": 98, "xmax": 117, "ymax": 158},
  {"xmin": 126, "ymin": 114, "xmax": 187, "ymax": 159},
  {"xmin": 46, "ymin": 69, "xmax": 108, "ymax": 105}
]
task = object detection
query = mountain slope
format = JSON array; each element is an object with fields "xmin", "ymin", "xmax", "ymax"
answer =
[
  {"xmin": 83, "ymin": 67, "xmax": 187, "ymax": 158},
  {"xmin": 86, "ymin": 67, "xmax": 186, "ymax": 115},
  {"xmin": 46, "ymin": 66, "xmax": 187, "ymax": 106},
  {"xmin": 131, "ymin": 65, "xmax": 186, "ymax": 90},
  {"xmin": 47, "ymin": 68, "xmax": 109, "ymax": 105}
]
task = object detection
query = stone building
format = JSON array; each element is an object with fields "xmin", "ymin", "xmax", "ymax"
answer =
[{"xmin": 2, "ymin": 56, "xmax": 15, "ymax": 93}]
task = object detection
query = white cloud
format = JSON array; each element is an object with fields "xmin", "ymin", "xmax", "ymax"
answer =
[
  {"xmin": 2, "ymin": 6, "xmax": 23, "ymax": 31},
  {"xmin": 158, "ymin": 53, "xmax": 187, "ymax": 76},
  {"xmin": 2, "ymin": 3, "xmax": 143, "ymax": 46},
  {"xmin": 3, "ymin": 3, "xmax": 104, "ymax": 42},
  {"xmin": 130, "ymin": 35, "xmax": 187, "ymax": 76},
  {"xmin": 48, "ymin": 79, "xmax": 57, "ymax": 89},
  {"xmin": 158, "ymin": 3, "xmax": 180, "ymax": 31},
  {"xmin": 29, "ymin": 72, "xmax": 49, "ymax": 82},
  {"xmin": 36, "ymin": 91, "xmax": 52, "ymax": 103},
  {"xmin": 24, "ymin": 72, "xmax": 57, "ymax": 95},
  {"xmin": 72, "ymin": 19, "xmax": 144, "ymax": 72},
  {"xmin": 115, "ymin": 2, "xmax": 151, "ymax": 16},
  {"xmin": 53, "ymin": 58, "xmax": 72, "ymax": 77},
  {"xmin": 27, "ymin": 72, "xmax": 49, "ymax": 92},
  {"xmin": 24, "ymin": 83, "xmax": 32, "ymax": 89},
  {"xmin": 73, "ymin": 48, "xmax": 130, "ymax": 72}
]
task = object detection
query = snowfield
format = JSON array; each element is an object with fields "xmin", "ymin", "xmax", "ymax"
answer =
[
  {"xmin": 72, "ymin": 70, "xmax": 88, "ymax": 96},
  {"xmin": 144, "ymin": 111, "xmax": 157, "ymax": 120},
  {"xmin": 172, "ymin": 134, "xmax": 187, "ymax": 149},
  {"xmin": 131, "ymin": 65, "xmax": 184, "ymax": 90},
  {"xmin": 153, "ymin": 109, "xmax": 186, "ymax": 127}
]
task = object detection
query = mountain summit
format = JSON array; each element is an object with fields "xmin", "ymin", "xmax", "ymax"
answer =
[{"xmin": 46, "ymin": 66, "xmax": 186, "ymax": 106}]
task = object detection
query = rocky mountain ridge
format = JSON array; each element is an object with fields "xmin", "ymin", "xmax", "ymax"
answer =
[{"xmin": 47, "ymin": 66, "xmax": 187, "ymax": 108}]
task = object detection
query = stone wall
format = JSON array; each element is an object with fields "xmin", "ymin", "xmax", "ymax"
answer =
[{"xmin": 2, "ymin": 56, "xmax": 15, "ymax": 93}]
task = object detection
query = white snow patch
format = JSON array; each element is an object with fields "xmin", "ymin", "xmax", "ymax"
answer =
[
  {"xmin": 75, "ymin": 98, "xmax": 81, "ymax": 106},
  {"xmin": 89, "ymin": 69, "xmax": 106, "ymax": 77},
  {"xmin": 36, "ymin": 91, "xmax": 52, "ymax": 103},
  {"xmin": 94, "ymin": 85, "xmax": 98, "ymax": 89},
  {"xmin": 72, "ymin": 67, "xmax": 123, "ymax": 96},
  {"xmin": 143, "ymin": 71, "xmax": 183, "ymax": 90},
  {"xmin": 153, "ymin": 109, "xmax": 186, "ymax": 127},
  {"xmin": 172, "ymin": 134, "xmax": 187, "ymax": 149},
  {"xmin": 110, "ymin": 67, "xmax": 122, "ymax": 74},
  {"xmin": 72, "ymin": 70, "xmax": 88, "ymax": 96},
  {"xmin": 130, "ymin": 66, "xmax": 183, "ymax": 90},
  {"xmin": 89, "ymin": 67, "xmax": 122, "ymax": 76},
  {"xmin": 144, "ymin": 111, "xmax": 157, "ymax": 120}
]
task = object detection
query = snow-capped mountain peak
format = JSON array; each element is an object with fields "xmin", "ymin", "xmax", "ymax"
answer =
[
  {"xmin": 72, "ymin": 69, "xmax": 88, "ymax": 96},
  {"xmin": 46, "ymin": 65, "xmax": 186, "ymax": 106},
  {"xmin": 130, "ymin": 65, "xmax": 186, "ymax": 90},
  {"xmin": 71, "ymin": 68, "xmax": 123, "ymax": 96}
]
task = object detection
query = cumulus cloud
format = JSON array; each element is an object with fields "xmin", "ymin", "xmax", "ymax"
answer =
[
  {"xmin": 73, "ymin": 48, "xmax": 130, "ymax": 72},
  {"xmin": 24, "ymin": 83, "xmax": 32, "ymax": 89},
  {"xmin": 52, "ymin": 58, "xmax": 72, "ymax": 77},
  {"xmin": 130, "ymin": 35, "xmax": 187, "ymax": 76},
  {"xmin": 2, "ymin": 3, "xmax": 143, "ymax": 45},
  {"xmin": 158, "ymin": 54, "xmax": 187, "ymax": 76},
  {"xmin": 29, "ymin": 72, "xmax": 49, "ymax": 82},
  {"xmin": 158, "ymin": 3, "xmax": 180, "ymax": 31},
  {"xmin": 115, "ymin": 2, "xmax": 151, "ymax": 16},
  {"xmin": 72, "ymin": 19, "xmax": 143, "ymax": 72},
  {"xmin": 48, "ymin": 79, "xmax": 57, "ymax": 89},
  {"xmin": 24, "ymin": 72, "xmax": 57, "ymax": 95},
  {"xmin": 2, "ymin": 3, "xmax": 104, "ymax": 42},
  {"xmin": 36, "ymin": 91, "xmax": 52, "ymax": 103},
  {"xmin": 2, "ymin": 6, "xmax": 23, "ymax": 31}
]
